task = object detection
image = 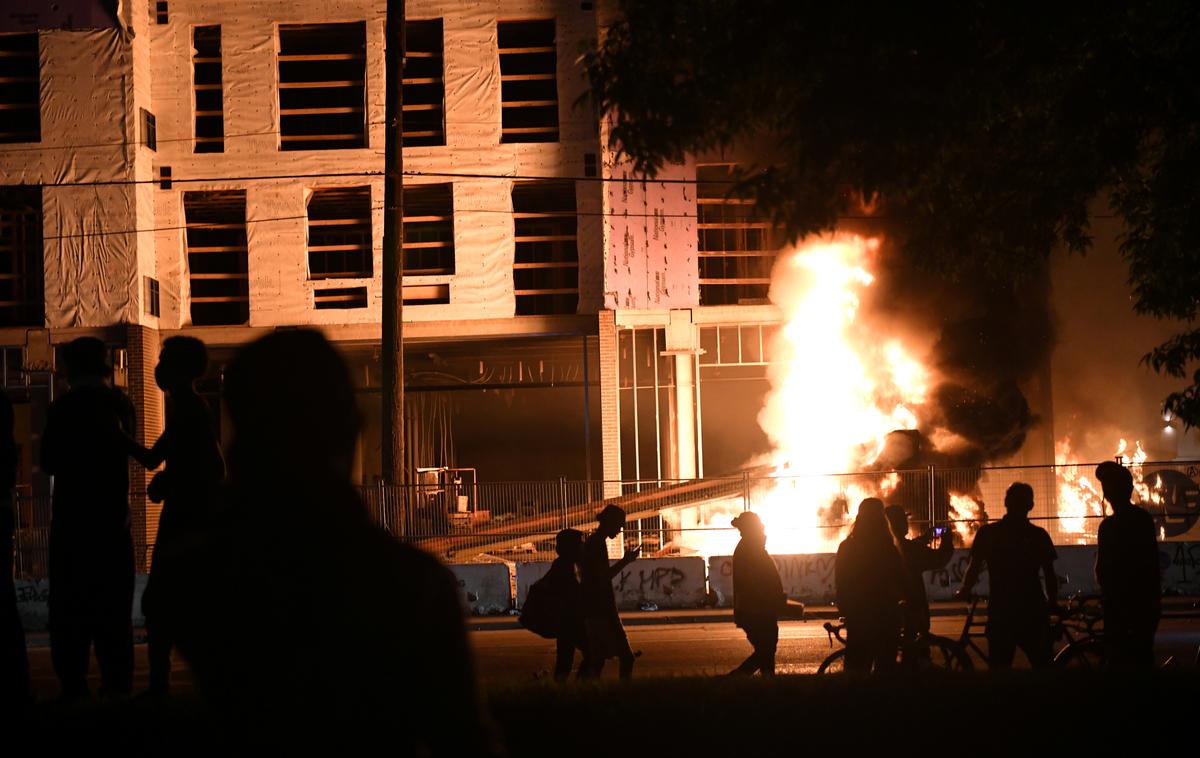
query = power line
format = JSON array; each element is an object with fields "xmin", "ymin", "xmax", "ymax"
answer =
[
  {"xmin": 35, "ymin": 167, "xmax": 748, "ymax": 189},
  {"xmin": 38, "ymin": 204, "xmax": 715, "ymax": 243}
]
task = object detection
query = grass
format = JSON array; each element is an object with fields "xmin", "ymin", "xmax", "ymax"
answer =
[{"xmin": 12, "ymin": 670, "xmax": 1199, "ymax": 755}]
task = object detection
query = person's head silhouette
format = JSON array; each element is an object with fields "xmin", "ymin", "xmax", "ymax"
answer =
[
  {"xmin": 1003, "ymin": 482, "xmax": 1035, "ymax": 516},
  {"xmin": 224, "ymin": 329, "xmax": 359, "ymax": 483},
  {"xmin": 156, "ymin": 336, "xmax": 208, "ymax": 394},
  {"xmin": 884, "ymin": 504, "xmax": 909, "ymax": 540},
  {"xmin": 555, "ymin": 528, "xmax": 583, "ymax": 561},
  {"xmin": 851, "ymin": 497, "xmax": 892, "ymax": 543},
  {"xmin": 61, "ymin": 337, "xmax": 111, "ymax": 386},
  {"xmin": 1094, "ymin": 461, "xmax": 1135, "ymax": 507},
  {"xmin": 596, "ymin": 504, "xmax": 627, "ymax": 539},
  {"xmin": 731, "ymin": 511, "xmax": 766, "ymax": 544}
]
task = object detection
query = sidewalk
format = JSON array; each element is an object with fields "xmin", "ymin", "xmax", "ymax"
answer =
[{"xmin": 468, "ymin": 596, "xmax": 1200, "ymax": 632}]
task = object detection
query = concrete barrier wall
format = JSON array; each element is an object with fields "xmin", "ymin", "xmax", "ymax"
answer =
[
  {"xmin": 516, "ymin": 557, "xmax": 708, "ymax": 610},
  {"xmin": 709, "ymin": 542, "xmax": 1200, "ymax": 606},
  {"xmin": 15, "ymin": 575, "xmax": 148, "ymax": 632},
  {"xmin": 448, "ymin": 563, "xmax": 512, "ymax": 615}
]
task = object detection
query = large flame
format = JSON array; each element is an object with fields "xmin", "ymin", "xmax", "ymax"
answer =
[
  {"xmin": 1055, "ymin": 436, "xmax": 1167, "ymax": 543},
  {"xmin": 671, "ymin": 234, "xmax": 930, "ymax": 555}
]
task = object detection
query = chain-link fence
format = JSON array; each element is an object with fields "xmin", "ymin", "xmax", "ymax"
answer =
[{"xmin": 11, "ymin": 459, "xmax": 1200, "ymax": 574}]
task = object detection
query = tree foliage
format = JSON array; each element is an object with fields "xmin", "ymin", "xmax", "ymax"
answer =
[{"xmin": 586, "ymin": 0, "xmax": 1200, "ymax": 425}]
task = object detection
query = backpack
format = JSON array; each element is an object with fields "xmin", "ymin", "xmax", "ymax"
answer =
[{"xmin": 519, "ymin": 575, "xmax": 560, "ymax": 639}]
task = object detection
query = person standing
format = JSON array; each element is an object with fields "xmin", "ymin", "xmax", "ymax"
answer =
[
  {"xmin": 885, "ymin": 505, "xmax": 954, "ymax": 664},
  {"xmin": 728, "ymin": 511, "xmax": 785, "ymax": 676},
  {"xmin": 40, "ymin": 338, "xmax": 137, "ymax": 699},
  {"xmin": 957, "ymin": 482, "xmax": 1059, "ymax": 668},
  {"xmin": 579, "ymin": 505, "xmax": 640, "ymax": 679},
  {"xmin": 835, "ymin": 498, "xmax": 907, "ymax": 673},
  {"xmin": 1094, "ymin": 461, "xmax": 1161, "ymax": 668},
  {"xmin": 1, "ymin": 391, "xmax": 30, "ymax": 706},
  {"xmin": 127, "ymin": 336, "xmax": 225, "ymax": 695}
]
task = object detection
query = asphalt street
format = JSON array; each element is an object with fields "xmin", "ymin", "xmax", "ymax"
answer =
[{"xmin": 25, "ymin": 614, "xmax": 1199, "ymax": 698}]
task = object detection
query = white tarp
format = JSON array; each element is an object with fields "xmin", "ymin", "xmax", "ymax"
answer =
[{"xmin": 148, "ymin": 1, "xmax": 605, "ymax": 329}]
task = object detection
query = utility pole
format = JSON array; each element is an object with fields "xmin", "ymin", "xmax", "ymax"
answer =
[{"xmin": 382, "ymin": 0, "xmax": 405, "ymax": 487}]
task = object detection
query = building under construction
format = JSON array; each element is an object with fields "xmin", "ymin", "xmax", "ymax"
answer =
[{"xmin": 4, "ymin": 1, "xmax": 1198, "ymax": 567}]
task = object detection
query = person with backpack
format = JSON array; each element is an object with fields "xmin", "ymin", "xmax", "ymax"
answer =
[{"xmin": 546, "ymin": 529, "xmax": 589, "ymax": 679}]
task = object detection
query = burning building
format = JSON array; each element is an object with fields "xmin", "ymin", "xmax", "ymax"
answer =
[{"xmin": 1, "ymin": 1, "xmax": 1197, "ymax": 570}]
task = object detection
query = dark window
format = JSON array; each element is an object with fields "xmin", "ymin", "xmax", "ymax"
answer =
[
  {"xmin": 307, "ymin": 186, "xmax": 372, "ymax": 279},
  {"xmin": 696, "ymin": 164, "xmax": 777, "ymax": 305},
  {"xmin": 141, "ymin": 109, "xmax": 157, "ymax": 151},
  {"xmin": 498, "ymin": 20, "xmax": 558, "ymax": 143},
  {"xmin": 583, "ymin": 152, "xmax": 597, "ymax": 177},
  {"xmin": 183, "ymin": 191, "xmax": 250, "ymax": 326},
  {"xmin": 159, "ymin": 166, "xmax": 172, "ymax": 189},
  {"xmin": 314, "ymin": 286, "xmax": 368, "ymax": 310},
  {"xmin": 156, "ymin": 2, "xmax": 169, "ymax": 24},
  {"xmin": 193, "ymin": 25, "xmax": 224, "ymax": 153},
  {"xmin": 0, "ymin": 186, "xmax": 44, "ymax": 327},
  {"xmin": 403, "ymin": 20, "xmax": 445, "ymax": 147},
  {"xmin": 403, "ymin": 283, "xmax": 449, "ymax": 305},
  {"xmin": 278, "ymin": 23, "xmax": 367, "ymax": 151},
  {"xmin": 403, "ymin": 184, "xmax": 454, "ymax": 275},
  {"xmin": 0, "ymin": 34, "xmax": 40, "ymax": 144},
  {"xmin": 512, "ymin": 181, "xmax": 577, "ymax": 315},
  {"xmin": 145, "ymin": 277, "xmax": 161, "ymax": 317}
]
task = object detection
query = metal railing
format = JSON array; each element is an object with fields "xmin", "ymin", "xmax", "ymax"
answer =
[{"xmin": 10, "ymin": 459, "xmax": 1199, "ymax": 574}]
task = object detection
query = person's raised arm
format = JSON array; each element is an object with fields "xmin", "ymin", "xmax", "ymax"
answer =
[{"xmin": 609, "ymin": 544, "xmax": 641, "ymax": 579}]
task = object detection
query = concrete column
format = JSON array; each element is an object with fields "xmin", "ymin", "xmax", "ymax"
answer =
[
  {"xmin": 673, "ymin": 353, "xmax": 698, "ymax": 480},
  {"xmin": 598, "ymin": 310, "xmax": 622, "ymax": 498},
  {"xmin": 665, "ymin": 309, "xmax": 701, "ymax": 480}
]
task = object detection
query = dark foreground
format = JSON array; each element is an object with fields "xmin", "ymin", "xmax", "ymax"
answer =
[{"xmin": 11, "ymin": 670, "xmax": 1199, "ymax": 755}]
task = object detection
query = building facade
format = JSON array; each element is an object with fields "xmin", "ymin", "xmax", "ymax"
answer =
[{"xmin": 0, "ymin": 1, "xmax": 789, "ymax": 557}]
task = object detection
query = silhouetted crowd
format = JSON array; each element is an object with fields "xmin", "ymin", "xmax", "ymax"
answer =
[
  {"xmin": 1, "ymin": 332, "xmax": 499, "ymax": 753},
  {"xmin": 0, "ymin": 330, "xmax": 1170, "ymax": 748}
]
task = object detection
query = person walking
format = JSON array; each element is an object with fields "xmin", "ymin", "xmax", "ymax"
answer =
[
  {"xmin": 1094, "ymin": 461, "xmax": 1161, "ymax": 668},
  {"xmin": 835, "ymin": 498, "xmax": 907, "ymax": 673},
  {"xmin": 885, "ymin": 504, "xmax": 954, "ymax": 665},
  {"xmin": 956, "ymin": 482, "xmax": 1059, "ymax": 668},
  {"xmin": 579, "ymin": 505, "xmax": 640, "ymax": 679},
  {"xmin": 40, "ymin": 337, "xmax": 137, "ymax": 699},
  {"xmin": 127, "ymin": 336, "xmax": 225, "ymax": 695},
  {"xmin": 544, "ymin": 528, "xmax": 589, "ymax": 680},
  {"xmin": 728, "ymin": 511, "xmax": 785, "ymax": 676}
]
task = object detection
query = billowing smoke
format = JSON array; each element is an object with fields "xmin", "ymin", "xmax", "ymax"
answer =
[{"xmin": 866, "ymin": 239, "xmax": 1054, "ymax": 471}]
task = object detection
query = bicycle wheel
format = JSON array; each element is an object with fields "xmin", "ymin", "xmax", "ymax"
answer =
[
  {"xmin": 927, "ymin": 635, "xmax": 975, "ymax": 672},
  {"xmin": 1054, "ymin": 637, "xmax": 1106, "ymax": 670},
  {"xmin": 817, "ymin": 649, "xmax": 847, "ymax": 674}
]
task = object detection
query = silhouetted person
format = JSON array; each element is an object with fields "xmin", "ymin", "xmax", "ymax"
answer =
[
  {"xmin": 127, "ymin": 337, "xmax": 224, "ymax": 695},
  {"xmin": 40, "ymin": 337, "xmax": 136, "ymax": 699},
  {"xmin": 957, "ymin": 482, "xmax": 1058, "ymax": 668},
  {"xmin": 1094, "ymin": 461, "xmax": 1161, "ymax": 668},
  {"xmin": 728, "ymin": 511, "xmax": 785, "ymax": 676},
  {"xmin": 1, "ymin": 391, "xmax": 30, "ymax": 706},
  {"xmin": 836, "ymin": 498, "xmax": 906, "ymax": 673},
  {"xmin": 545, "ymin": 528, "xmax": 588, "ymax": 680},
  {"xmin": 159, "ymin": 330, "xmax": 497, "ymax": 753},
  {"xmin": 885, "ymin": 504, "xmax": 953, "ymax": 664},
  {"xmin": 579, "ymin": 504, "xmax": 640, "ymax": 679}
]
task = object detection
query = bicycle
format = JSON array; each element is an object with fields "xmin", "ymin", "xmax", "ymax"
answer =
[
  {"xmin": 955, "ymin": 594, "xmax": 1106, "ymax": 670},
  {"xmin": 817, "ymin": 617, "xmax": 973, "ymax": 674}
]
